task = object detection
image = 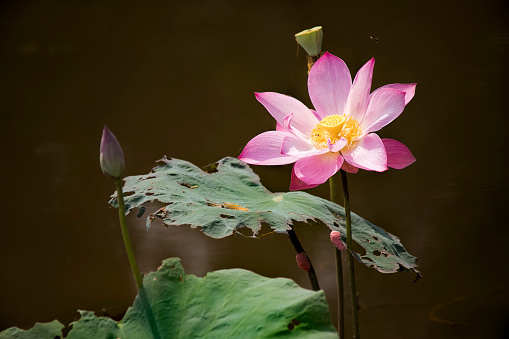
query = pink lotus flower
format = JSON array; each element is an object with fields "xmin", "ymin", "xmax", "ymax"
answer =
[{"xmin": 239, "ymin": 52, "xmax": 416, "ymax": 190}]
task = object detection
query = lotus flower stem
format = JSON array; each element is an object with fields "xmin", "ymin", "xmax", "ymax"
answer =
[
  {"xmin": 340, "ymin": 169, "xmax": 360, "ymax": 338},
  {"xmin": 114, "ymin": 178, "xmax": 143, "ymax": 290},
  {"xmin": 329, "ymin": 174, "xmax": 345, "ymax": 339},
  {"xmin": 287, "ymin": 227, "xmax": 320, "ymax": 291},
  {"xmin": 305, "ymin": 55, "xmax": 320, "ymax": 73}
]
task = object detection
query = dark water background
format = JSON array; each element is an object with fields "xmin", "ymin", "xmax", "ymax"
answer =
[{"xmin": 1, "ymin": 0, "xmax": 508, "ymax": 338}]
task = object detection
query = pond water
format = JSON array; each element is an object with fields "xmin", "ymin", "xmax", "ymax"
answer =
[{"xmin": 1, "ymin": 0, "xmax": 508, "ymax": 338}]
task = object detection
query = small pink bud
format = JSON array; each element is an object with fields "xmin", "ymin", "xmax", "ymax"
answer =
[
  {"xmin": 100, "ymin": 126, "xmax": 125, "ymax": 179},
  {"xmin": 330, "ymin": 231, "xmax": 347, "ymax": 251},
  {"xmin": 296, "ymin": 252, "xmax": 311, "ymax": 271}
]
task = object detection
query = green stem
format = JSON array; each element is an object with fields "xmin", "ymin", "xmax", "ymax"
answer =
[
  {"xmin": 329, "ymin": 174, "xmax": 345, "ymax": 339},
  {"xmin": 340, "ymin": 169, "xmax": 360, "ymax": 338},
  {"xmin": 114, "ymin": 178, "xmax": 143, "ymax": 290},
  {"xmin": 287, "ymin": 227, "xmax": 320, "ymax": 291}
]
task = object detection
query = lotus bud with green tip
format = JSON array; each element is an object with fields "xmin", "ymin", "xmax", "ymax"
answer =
[
  {"xmin": 295, "ymin": 26, "xmax": 323, "ymax": 57},
  {"xmin": 100, "ymin": 126, "xmax": 125, "ymax": 179}
]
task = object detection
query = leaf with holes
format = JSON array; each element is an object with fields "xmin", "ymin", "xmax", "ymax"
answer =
[
  {"xmin": 0, "ymin": 258, "xmax": 339, "ymax": 338},
  {"xmin": 110, "ymin": 157, "xmax": 420, "ymax": 276}
]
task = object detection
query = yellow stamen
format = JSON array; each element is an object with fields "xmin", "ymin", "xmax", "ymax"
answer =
[{"xmin": 310, "ymin": 114, "xmax": 362, "ymax": 150}]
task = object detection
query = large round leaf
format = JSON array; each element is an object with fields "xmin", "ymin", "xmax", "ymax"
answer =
[
  {"xmin": 111, "ymin": 157, "xmax": 420, "ymax": 275},
  {"xmin": 1, "ymin": 258, "xmax": 339, "ymax": 339}
]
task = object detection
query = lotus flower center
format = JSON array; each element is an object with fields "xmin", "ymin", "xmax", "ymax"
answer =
[{"xmin": 310, "ymin": 114, "xmax": 362, "ymax": 150}]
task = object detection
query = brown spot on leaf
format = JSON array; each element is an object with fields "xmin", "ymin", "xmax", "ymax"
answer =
[
  {"xmin": 287, "ymin": 318, "xmax": 300, "ymax": 330},
  {"xmin": 207, "ymin": 202, "xmax": 222, "ymax": 208},
  {"xmin": 223, "ymin": 202, "xmax": 249, "ymax": 211},
  {"xmin": 207, "ymin": 202, "xmax": 249, "ymax": 211}
]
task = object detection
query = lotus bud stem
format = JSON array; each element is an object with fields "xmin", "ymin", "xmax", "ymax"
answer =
[{"xmin": 100, "ymin": 126, "xmax": 142, "ymax": 289}]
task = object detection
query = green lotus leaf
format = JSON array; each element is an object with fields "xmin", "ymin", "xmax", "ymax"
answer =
[
  {"xmin": 110, "ymin": 156, "xmax": 420, "ymax": 275},
  {"xmin": 0, "ymin": 320, "xmax": 64, "ymax": 339},
  {"xmin": 0, "ymin": 258, "xmax": 339, "ymax": 339}
]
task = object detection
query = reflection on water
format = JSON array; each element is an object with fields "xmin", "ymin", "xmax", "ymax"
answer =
[{"xmin": 1, "ymin": 0, "xmax": 509, "ymax": 338}]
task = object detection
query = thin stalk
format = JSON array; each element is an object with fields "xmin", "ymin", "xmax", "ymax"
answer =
[
  {"xmin": 329, "ymin": 174, "xmax": 345, "ymax": 339},
  {"xmin": 304, "ymin": 50, "xmax": 342, "ymax": 334},
  {"xmin": 340, "ymin": 169, "xmax": 360, "ymax": 338},
  {"xmin": 306, "ymin": 55, "xmax": 320, "ymax": 73},
  {"xmin": 115, "ymin": 178, "xmax": 143, "ymax": 290},
  {"xmin": 287, "ymin": 227, "xmax": 320, "ymax": 291}
]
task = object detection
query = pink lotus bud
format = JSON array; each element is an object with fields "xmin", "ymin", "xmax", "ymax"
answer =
[
  {"xmin": 100, "ymin": 126, "xmax": 125, "ymax": 179},
  {"xmin": 330, "ymin": 231, "xmax": 347, "ymax": 251},
  {"xmin": 296, "ymin": 252, "xmax": 311, "ymax": 271}
]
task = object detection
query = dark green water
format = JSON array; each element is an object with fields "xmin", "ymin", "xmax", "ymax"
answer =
[{"xmin": 1, "ymin": 0, "xmax": 508, "ymax": 337}]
